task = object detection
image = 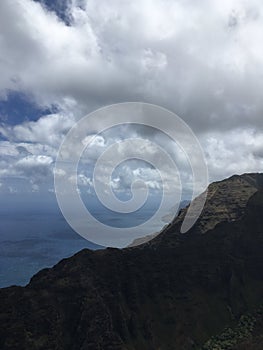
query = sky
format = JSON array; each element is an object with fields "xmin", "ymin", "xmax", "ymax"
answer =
[{"xmin": 0, "ymin": 0, "xmax": 263, "ymax": 217}]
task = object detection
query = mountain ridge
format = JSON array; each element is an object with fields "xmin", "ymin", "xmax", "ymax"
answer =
[
  {"xmin": 1, "ymin": 173, "xmax": 263, "ymax": 349},
  {"xmin": 148, "ymin": 172, "xmax": 263, "ymax": 248}
]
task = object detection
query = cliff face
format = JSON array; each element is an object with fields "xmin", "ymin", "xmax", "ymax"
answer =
[{"xmin": 1, "ymin": 173, "xmax": 263, "ymax": 350}]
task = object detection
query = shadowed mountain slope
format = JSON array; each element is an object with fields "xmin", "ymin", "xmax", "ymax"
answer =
[{"xmin": 1, "ymin": 173, "xmax": 263, "ymax": 350}]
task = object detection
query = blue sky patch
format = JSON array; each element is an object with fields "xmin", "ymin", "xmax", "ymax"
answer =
[
  {"xmin": 0, "ymin": 91, "xmax": 58, "ymax": 126},
  {"xmin": 34, "ymin": 0, "xmax": 71, "ymax": 25}
]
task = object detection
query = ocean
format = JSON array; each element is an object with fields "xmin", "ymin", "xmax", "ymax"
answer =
[{"xmin": 0, "ymin": 207, "xmax": 165, "ymax": 287}]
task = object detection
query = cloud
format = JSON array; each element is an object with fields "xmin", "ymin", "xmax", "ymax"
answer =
[
  {"xmin": 201, "ymin": 128, "xmax": 263, "ymax": 181},
  {"xmin": 0, "ymin": 0, "xmax": 263, "ymax": 198},
  {"xmin": 16, "ymin": 145, "xmax": 32, "ymax": 156},
  {"xmin": 15, "ymin": 155, "xmax": 53, "ymax": 184},
  {"xmin": 0, "ymin": 140, "xmax": 55, "ymax": 189},
  {"xmin": 1, "ymin": 113, "xmax": 262, "ymax": 198},
  {"xmin": 0, "ymin": 113, "xmax": 74, "ymax": 146},
  {"xmin": 0, "ymin": 0, "xmax": 262, "ymax": 133},
  {"xmin": 16, "ymin": 154, "xmax": 53, "ymax": 168}
]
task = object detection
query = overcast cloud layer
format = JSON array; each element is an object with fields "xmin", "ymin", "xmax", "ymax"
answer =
[{"xmin": 0, "ymin": 0, "xmax": 263, "ymax": 199}]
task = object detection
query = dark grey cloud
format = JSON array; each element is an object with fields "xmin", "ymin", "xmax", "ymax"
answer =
[{"xmin": 16, "ymin": 146, "xmax": 32, "ymax": 156}]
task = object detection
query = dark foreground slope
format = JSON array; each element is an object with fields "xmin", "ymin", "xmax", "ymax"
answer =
[{"xmin": 1, "ymin": 173, "xmax": 263, "ymax": 350}]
